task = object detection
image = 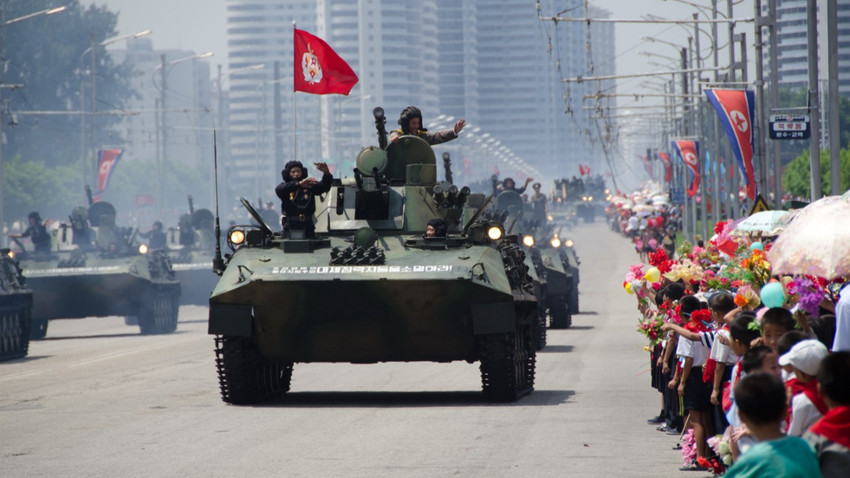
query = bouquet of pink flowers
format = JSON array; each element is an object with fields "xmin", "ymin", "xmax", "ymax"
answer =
[{"xmin": 637, "ymin": 315, "xmax": 664, "ymax": 347}]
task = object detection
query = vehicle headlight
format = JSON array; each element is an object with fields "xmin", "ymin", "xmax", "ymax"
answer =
[
  {"xmin": 230, "ymin": 229, "xmax": 246, "ymax": 245},
  {"xmin": 546, "ymin": 214, "xmax": 554, "ymax": 221},
  {"xmin": 565, "ymin": 239, "xmax": 574, "ymax": 248},
  {"xmin": 522, "ymin": 235, "xmax": 535, "ymax": 247},
  {"xmin": 7, "ymin": 251, "xmax": 14, "ymax": 259},
  {"xmin": 138, "ymin": 244, "xmax": 149, "ymax": 255},
  {"xmin": 487, "ymin": 226, "xmax": 503, "ymax": 241},
  {"xmin": 588, "ymin": 196, "xmax": 593, "ymax": 201},
  {"xmin": 550, "ymin": 237, "xmax": 562, "ymax": 248}
]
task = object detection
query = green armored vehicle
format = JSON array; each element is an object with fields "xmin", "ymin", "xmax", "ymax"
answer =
[
  {"xmin": 0, "ymin": 249, "xmax": 33, "ymax": 361},
  {"xmin": 16, "ymin": 200, "xmax": 181, "ymax": 339},
  {"xmin": 208, "ymin": 108, "xmax": 538, "ymax": 404},
  {"xmin": 164, "ymin": 197, "xmax": 218, "ymax": 305}
]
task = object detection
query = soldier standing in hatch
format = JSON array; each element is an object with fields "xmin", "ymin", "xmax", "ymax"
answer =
[
  {"xmin": 389, "ymin": 106, "xmax": 466, "ymax": 145},
  {"xmin": 275, "ymin": 160, "xmax": 333, "ymax": 238},
  {"xmin": 10, "ymin": 211, "xmax": 51, "ymax": 254}
]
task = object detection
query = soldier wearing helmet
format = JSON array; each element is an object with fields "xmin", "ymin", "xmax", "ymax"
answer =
[
  {"xmin": 389, "ymin": 106, "xmax": 466, "ymax": 145},
  {"xmin": 10, "ymin": 211, "xmax": 51, "ymax": 253},
  {"xmin": 275, "ymin": 160, "xmax": 333, "ymax": 238}
]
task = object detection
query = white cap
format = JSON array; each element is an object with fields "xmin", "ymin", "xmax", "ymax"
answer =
[{"xmin": 778, "ymin": 339, "xmax": 828, "ymax": 376}]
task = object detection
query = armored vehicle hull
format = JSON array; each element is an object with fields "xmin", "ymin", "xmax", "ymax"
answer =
[
  {"xmin": 171, "ymin": 255, "xmax": 216, "ymax": 305},
  {"xmin": 16, "ymin": 201, "xmax": 181, "ymax": 339},
  {"xmin": 0, "ymin": 251, "xmax": 33, "ymax": 361}
]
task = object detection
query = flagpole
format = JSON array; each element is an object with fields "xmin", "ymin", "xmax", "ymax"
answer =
[{"xmin": 292, "ymin": 22, "xmax": 297, "ymax": 162}]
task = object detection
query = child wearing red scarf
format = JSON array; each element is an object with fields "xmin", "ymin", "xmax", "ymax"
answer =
[
  {"xmin": 779, "ymin": 340, "xmax": 830, "ymax": 436},
  {"xmin": 804, "ymin": 352, "xmax": 850, "ymax": 478}
]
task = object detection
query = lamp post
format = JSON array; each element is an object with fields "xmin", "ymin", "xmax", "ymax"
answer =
[
  {"xmin": 80, "ymin": 29, "xmax": 151, "ymax": 191},
  {"xmin": 0, "ymin": 5, "xmax": 67, "ymax": 245},
  {"xmin": 151, "ymin": 51, "xmax": 214, "ymax": 215}
]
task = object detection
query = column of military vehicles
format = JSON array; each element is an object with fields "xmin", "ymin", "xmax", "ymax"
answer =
[
  {"xmin": 206, "ymin": 107, "xmax": 581, "ymax": 404},
  {"xmin": 3, "ymin": 107, "xmax": 583, "ymax": 404}
]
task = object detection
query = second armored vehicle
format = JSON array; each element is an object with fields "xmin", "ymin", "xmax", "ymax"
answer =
[{"xmin": 16, "ymin": 200, "xmax": 181, "ymax": 339}]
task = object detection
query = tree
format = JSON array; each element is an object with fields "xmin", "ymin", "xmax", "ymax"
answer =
[
  {"xmin": 782, "ymin": 148, "xmax": 850, "ymax": 198},
  {"xmin": 1, "ymin": 0, "xmax": 135, "ymax": 220}
]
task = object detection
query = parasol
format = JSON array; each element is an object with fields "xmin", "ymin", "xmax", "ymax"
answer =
[
  {"xmin": 766, "ymin": 196, "xmax": 850, "ymax": 279},
  {"xmin": 731, "ymin": 210, "xmax": 792, "ymax": 236}
]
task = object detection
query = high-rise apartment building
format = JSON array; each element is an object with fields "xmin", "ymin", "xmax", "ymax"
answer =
[{"xmin": 225, "ymin": 0, "xmax": 614, "ymax": 190}]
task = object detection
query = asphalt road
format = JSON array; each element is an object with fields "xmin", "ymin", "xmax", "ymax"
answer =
[{"xmin": 0, "ymin": 221, "xmax": 711, "ymax": 477}]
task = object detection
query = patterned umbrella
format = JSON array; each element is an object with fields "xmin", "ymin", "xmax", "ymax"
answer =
[
  {"xmin": 731, "ymin": 210, "xmax": 792, "ymax": 236},
  {"xmin": 766, "ymin": 196, "xmax": 850, "ymax": 279}
]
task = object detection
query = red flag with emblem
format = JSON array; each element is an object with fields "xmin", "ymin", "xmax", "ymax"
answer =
[
  {"xmin": 671, "ymin": 140, "xmax": 700, "ymax": 197},
  {"xmin": 294, "ymin": 29, "xmax": 359, "ymax": 95}
]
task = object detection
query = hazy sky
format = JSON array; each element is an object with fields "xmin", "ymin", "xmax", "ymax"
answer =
[{"xmin": 87, "ymin": 0, "xmax": 753, "ymax": 100}]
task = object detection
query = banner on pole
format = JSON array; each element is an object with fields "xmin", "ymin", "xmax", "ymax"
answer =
[
  {"xmin": 704, "ymin": 89, "xmax": 757, "ymax": 200},
  {"xmin": 94, "ymin": 148, "xmax": 123, "ymax": 201},
  {"xmin": 671, "ymin": 140, "xmax": 700, "ymax": 198}
]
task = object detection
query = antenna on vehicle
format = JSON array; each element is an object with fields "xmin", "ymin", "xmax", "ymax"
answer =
[
  {"xmin": 212, "ymin": 131, "xmax": 225, "ymax": 275},
  {"xmin": 462, "ymin": 194, "xmax": 494, "ymax": 235}
]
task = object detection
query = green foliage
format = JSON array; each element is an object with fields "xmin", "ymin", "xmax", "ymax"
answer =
[
  {"xmin": 1, "ymin": 1, "xmax": 133, "ymax": 166},
  {"xmin": 1, "ymin": 0, "xmax": 135, "ymax": 221},
  {"xmin": 3, "ymin": 154, "xmax": 83, "ymax": 222},
  {"xmin": 783, "ymin": 148, "xmax": 850, "ymax": 197}
]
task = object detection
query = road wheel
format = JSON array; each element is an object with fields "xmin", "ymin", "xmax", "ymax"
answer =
[
  {"xmin": 548, "ymin": 295, "xmax": 572, "ymax": 329},
  {"xmin": 214, "ymin": 335, "xmax": 293, "ymax": 405},
  {"xmin": 138, "ymin": 285, "xmax": 179, "ymax": 335},
  {"xmin": 29, "ymin": 317, "xmax": 48, "ymax": 340},
  {"xmin": 1, "ymin": 304, "xmax": 31, "ymax": 360},
  {"xmin": 478, "ymin": 325, "xmax": 535, "ymax": 402}
]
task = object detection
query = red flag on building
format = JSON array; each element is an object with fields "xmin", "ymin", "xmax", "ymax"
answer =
[
  {"xmin": 656, "ymin": 152, "xmax": 672, "ymax": 183},
  {"xmin": 293, "ymin": 29, "xmax": 359, "ymax": 95},
  {"xmin": 671, "ymin": 140, "xmax": 700, "ymax": 197},
  {"xmin": 94, "ymin": 148, "xmax": 123, "ymax": 201}
]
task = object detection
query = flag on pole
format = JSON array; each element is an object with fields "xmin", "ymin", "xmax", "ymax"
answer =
[
  {"xmin": 94, "ymin": 148, "xmax": 123, "ymax": 201},
  {"xmin": 293, "ymin": 28, "xmax": 359, "ymax": 95},
  {"xmin": 671, "ymin": 140, "xmax": 700, "ymax": 197},
  {"xmin": 656, "ymin": 152, "xmax": 672, "ymax": 183},
  {"xmin": 704, "ymin": 89, "xmax": 757, "ymax": 200},
  {"xmin": 639, "ymin": 155, "xmax": 655, "ymax": 180}
]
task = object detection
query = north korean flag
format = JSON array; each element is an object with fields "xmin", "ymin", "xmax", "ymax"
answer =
[
  {"xmin": 704, "ymin": 89, "xmax": 757, "ymax": 200},
  {"xmin": 94, "ymin": 148, "xmax": 123, "ymax": 201},
  {"xmin": 656, "ymin": 152, "xmax": 672, "ymax": 183},
  {"xmin": 672, "ymin": 140, "xmax": 700, "ymax": 197}
]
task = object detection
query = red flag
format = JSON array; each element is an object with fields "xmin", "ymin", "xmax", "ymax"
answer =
[
  {"xmin": 672, "ymin": 140, "xmax": 700, "ymax": 197},
  {"xmin": 656, "ymin": 152, "xmax": 672, "ymax": 183},
  {"xmin": 639, "ymin": 155, "xmax": 655, "ymax": 180},
  {"xmin": 135, "ymin": 194, "xmax": 155, "ymax": 208},
  {"xmin": 704, "ymin": 89, "xmax": 757, "ymax": 200},
  {"xmin": 294, "ymin": 29, "xmax": 359, "ymax": 95},
  {"xmin": 94, "ymin": 148, "xmax": 123, "ymax": 201}
]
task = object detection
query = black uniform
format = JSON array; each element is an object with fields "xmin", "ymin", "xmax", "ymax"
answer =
[
  {"xmin": 22, "ymin": 213, "xmax": 51, "ymax": 253},
  {"xmin": 275, "ymin": 161, "xmax": 332, "ymax": 238}
]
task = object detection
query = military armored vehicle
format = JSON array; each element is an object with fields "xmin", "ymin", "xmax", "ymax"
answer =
[
  {"xmin": 163, "ymin": 196, "xmax": 218, "ymax": 305},
  {"xmin": 16, "ymin": 199, "xmax": 181, "ymax": 339},
  {"xmin": 208, "ymin": 108, "xmax": 538, "ymax": 404},
  {"xmin": 0, "ymin": 249, "xmax": 33, "ymax": 361}
]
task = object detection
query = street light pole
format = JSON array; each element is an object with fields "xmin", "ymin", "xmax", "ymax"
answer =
[
  {"xmin": 0, "ymin": 5, "xmax": 67, "ymax": 245},
  {"xmin": 754, "ymin": 0, "xmax": 769, "ymax": 202},
  {"xmin": 806, "ymin": 0, "xmax": 822, "ymax": 201}
]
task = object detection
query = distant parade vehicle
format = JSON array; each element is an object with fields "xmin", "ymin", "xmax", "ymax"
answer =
[
  {"xmin": 162, "ymin": 195, "xmax": 219, "ymax": 305},
  {"xmin": 0, "ymin": 249, "xmax": 33, "ymax": 361},
  {"xmin": 208, "ymin": 107, "xmax": 538, "ymax": 404},
  {"xmin": 14, "ymin": 193, "xmax": 181, "ymax": 339}
]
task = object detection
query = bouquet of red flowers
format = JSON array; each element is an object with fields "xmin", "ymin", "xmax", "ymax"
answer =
[{"xmin": 637, "ymin": 315, "xmax": 664, "ymax": 347}]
